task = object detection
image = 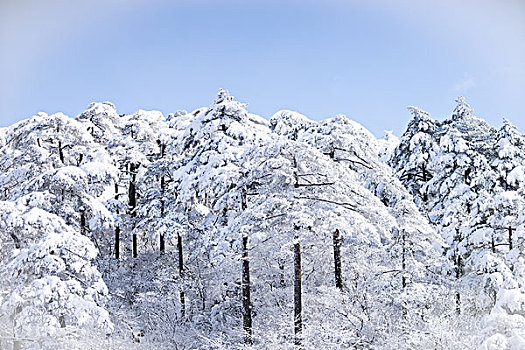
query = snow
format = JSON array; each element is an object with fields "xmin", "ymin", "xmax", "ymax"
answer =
[{"xmin": 0, "ymin": 91, "xmax": 523, "ymax": 349}]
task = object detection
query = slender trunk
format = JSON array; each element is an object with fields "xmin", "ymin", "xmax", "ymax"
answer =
[
  {"xmin": 454, "ymin": 227, "xmax": 462, "ymax": 315},
  {"xmin": 115, "ymin": 226, "xmax": 120, "ymax": 259},
  {"xmin": 58, "ymin": 141, "xmax": 64, "ymax": 164},
  {"xmin": 242, "ymin": 234, "xmax": 252, "ymax": 344},
  {"xmin": 455, "ymin": 292, "xmax": 461, "ymax": 315},
  {"xmin": 132, "ymin": 234, "xmax": 138, "ymax": 258},
  {"xmin": 333, "ymin": 229, "xmax": 343, "ymax": 292},
  {"xmin": 59, "ymin": 314, "xmax": 66, "ymax": 328},
  {"xmin": 13, "ymin": 341, "xmax": 21, "ymax": 350},
  {"xmin": 401, "ymin": 230, "xmax": 407, "ymax": 320},
  {"xmin": 115, "ymin": 183, "xmax": 120, "ymax": 259},
  {"xmin": 509, "ymin": 226, "xmax": 513, "ymax": 251},
  {"xmin": 10, "ymin": 233, "xmax": 21, "ymax": 249},
  {"xmin": 80, "ymin": 211, "xmax": 86, "ymax": 235},
  {"xmin": 294, "ymin": 227, "xmax": 302, "ymax": 348},
  {"xmin": 455, "ymin": 254, "xmax": 462, "ymax": 315},
  {"xmin": 160, "ymin": 234, "xmax": 165, "ymax": 253},
  {"xmin": 178, "ymin": 232, "xmax": 186, "ymax": 317},
  {"xmin": 128, "ymin": 168, "xmax": 137, "ymax": 209},
  {"xmin": 129, "ymin": 163, "xmax": 137, "ymax": 258},
  {"xmin": 240, "ymin": 188, "xmax": 252, "ymax": 343},
  {"xmin": 279, "ymin": 260, "xmax": 286, "ymax": 288},
  {"xmin": 160, "ymin": 176, "xmax": 165, "ymax": 253}
]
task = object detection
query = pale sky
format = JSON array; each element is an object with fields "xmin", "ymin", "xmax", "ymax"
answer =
[{"xmin": 1, "ymin": 0, "xmax": 524, "ymax": 136}]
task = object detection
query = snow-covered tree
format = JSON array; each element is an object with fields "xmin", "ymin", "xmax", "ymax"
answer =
[
  {"xmin": 389, "ymin": 106, "xmax": 439, "ymax": 205},
  {"xmin": 0, "ymin": 200, "xmax": 112, "ymax": 346},
  {"xmin": 1, "ymin": 91, "xmax": 522, "ymax": 349},
  {"xmin": 492, "ymin": 119, "xmax": 525, "ymax": 191}
]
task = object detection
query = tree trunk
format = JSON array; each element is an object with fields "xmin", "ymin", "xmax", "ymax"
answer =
[
  {"xmin": 59, "ymin": 314, "xmax": 66, "ymax": 328},
  {"xmin": 128, "ymin": 170, "xmax": 137, "ymax": 210},
  {"xmin": 132, "ymin": 234, "xmax": 138, "ymax": 258},
  {"xmin": 294, "ymin": 227, "xmax": 302, "ymax": 348},
  {"xmin": 58, "ymin": 140, "xmax": 64, "ymax": 164},
  {"xmin": 402, "ymin": 230, "xmax": 406, "ymax": 289},
  {"xmin": 240, "ymin": 188, "xmax": 252, "ymax": 343},
  {"xmin": 242, "ymin": 234, "xmax": 253, "ymax": 344},
  {"xmin": 115, "ymin": 226, "xmax": 120, "ymax": 259},
  {"xmin": 401, "ymin": 230, "xmax": 407, "ymax": 320},
  {"xmin": 455, "ymin": 254, "xmax": 462, "ymax": 315},
  {"xmin": 13, "ymin": 341, "xmax": 21, "ymax": 350},
  {"xmin": 129, "ymin": 163, "xmax": 137, "ymax": 258},
  {"xmin": 454, "ymin": 228, "xmax": 462, "ymax": 315},
  {"xmin": 115, "ymin": 182, "xmax": 120, "ymax": 259},
  {"xmin": 178, "ymin": 232, "xmax": 186, "ymax": 317},
  {"xmin": 509, "ymin": 226, "xmax": 513, "ymax": 251},
  {"xmin": 160, "ymin": 176, "xmax": 165, "ymax": 253},
  {"xmin": 333, "ymin": 229, "xmax": 343, "ymax": 292},
  {"xmin": 80, "ymin": 210, "xmax": 86, "ymax": 235},
  {"xmin": 160, "ymin": 234, "xmax": 165, "ymax": 254},
  {"xmin": 279, "ymin": 259, "xmax": 286, "ymax": 288}
]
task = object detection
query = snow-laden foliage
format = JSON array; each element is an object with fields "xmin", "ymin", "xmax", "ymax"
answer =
[
  {"xmin": 390, "ymin": 96, "xmax": 525, "ymax": 349},
  {"xmin": 0, "ymin": 91, "xmax": 523, "ymax": 349}
]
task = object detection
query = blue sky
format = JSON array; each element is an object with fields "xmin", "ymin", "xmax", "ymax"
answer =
[{"xmin": 1, "ymin": 0, "xmax": 524, "ymax": 136}]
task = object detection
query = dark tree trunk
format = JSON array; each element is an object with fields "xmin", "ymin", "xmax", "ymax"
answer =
[
  {"xmin": 80, "ymin": 211, "xmax": 86, "ymax": 235},
  {"xmin": 401, "ymin": 230, "xmax": 407, "ymax": 320},
  {"xmin": 178, "ymin": 232, "xmax": 186, "ymax": 317},
  {"xmin": 160, "ymin": 176, "xmax": 165, "ymax": 253},
  {"xmin": 59, "ymin": 314, "xmax": 66, "ymax": 328},
  {"xmin": 115, "ymin": 183, "xmax": 120, "ymax": 259},
  {"xmin": 115, "ymin": 226, "xmax": 120, "ymax": 259},
  {"xmin": 240, "ymin": 188, "xmax": 252, "ymax": 343},
  {"xmin": 128, "ymin": 173, "xmax": 137, "ymax": 210},
  {"xmin": 279, "ymin": 259, "xmax": 286, "ymax": 288},
  {"xmin": 333, "ymin": 229, "xmax": 343, "ymax": 292},
  {"xmin": 58, "ymin": 140, "xmax": 64, "ymax": 164},
  {"xmin": 129, "ymin": 163, "xmax": 137, "ymax": 258},
  {"xmin": 10, "ymin": 233, "xmax": 21, "ymax": 249},
  {"xmin": 160, "ymin": 234, "xmax": 165, "ymax": 253},
  {"xmin": 132, "ymin": 234, "xmax": 138, "ymax": 258},
  {"xmin": 454, "ymin": 227, "xmax": 462, "ymax": 315},
  {"xmin": 509, "ymin": 226, "xmax": 513, "ymax": 251},
  {"xmin": 294, "ymin": 227, "xmax": 302, "ymax": 348},
  {"xmin": 455, "ymin": 254, "xmax": 462, "ymax": 315},
  {"xmin": 242, "ymin": 234, "xmax": 252, "ymax": 344}
]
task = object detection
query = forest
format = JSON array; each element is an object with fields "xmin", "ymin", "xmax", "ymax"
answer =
[{"xmin": 0, "ymin": 90, "xmax": 524, "ymax": 349}]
